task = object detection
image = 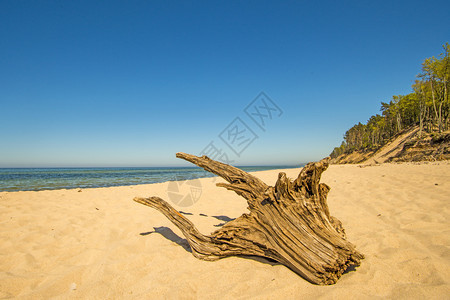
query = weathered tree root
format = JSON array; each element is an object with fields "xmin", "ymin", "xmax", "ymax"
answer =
[{"xmin": 134, "ymin": 153, "xmax": 364, "ymax": 285}]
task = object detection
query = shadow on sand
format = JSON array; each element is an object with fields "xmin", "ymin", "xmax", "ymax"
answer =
[
  {"xmin": 140, "ymin": 226, "xmax": 192, "ymax": 253},
  {"xmin": 141, "ymin": 224, "xmax": 281, "ymax": 268}
]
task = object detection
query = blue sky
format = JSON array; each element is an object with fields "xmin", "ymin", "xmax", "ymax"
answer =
[{"xmin": 1, "ymin": 0, "xmax": 449, "ymax": 167}]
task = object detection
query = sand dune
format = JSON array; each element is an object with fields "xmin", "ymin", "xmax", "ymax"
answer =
[{"xmin": 0, "ymin": 162, "xmax": 449, "ymax": 299}]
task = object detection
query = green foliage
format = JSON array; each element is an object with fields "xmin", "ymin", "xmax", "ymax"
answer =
[{"xmin": 331, "ymin": 43, "xmax": 450, "ymax": 158}]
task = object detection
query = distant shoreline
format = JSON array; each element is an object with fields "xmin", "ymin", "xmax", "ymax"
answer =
[{"xmin": 0, "ymin": 165, "xmax": 300, "ymax": 193}]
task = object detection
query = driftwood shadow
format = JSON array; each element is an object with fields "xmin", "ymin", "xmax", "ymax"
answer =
[
  {"xmin": 209, "ymin": 215, "xmax": 236, "ymax": 227},
  {"xmin": 212, "ymin": 215, "xmax": 235, "ymax": 222},
  {"xmin": 140, "ymin": 226, "xmax": 192, "ymax": 253},
  {"xmin": 179, "ymin": 211, "xmax": 193, "ymax": 216},
  {"xmin": 141, "ymin": 226, "xmax": 281, "ymax": 267},
  {"xmin": 343, "ymin": 264, "xmax": 357, "ymax": 274}
]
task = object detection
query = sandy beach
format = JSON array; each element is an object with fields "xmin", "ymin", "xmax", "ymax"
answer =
[{"xmin": 0, "ymin": 161, "xmax": 449, "ymax": 299}]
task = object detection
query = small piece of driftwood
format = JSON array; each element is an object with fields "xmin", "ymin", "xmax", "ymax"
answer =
[{"xmin": 134, "ymin": 153, "xmax": 363, "ymax": 285}]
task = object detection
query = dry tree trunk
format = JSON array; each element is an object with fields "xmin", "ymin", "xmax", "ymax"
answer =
[{"xmin": 134, "ymin": 153, "xmax": 364, "ymax": 285}]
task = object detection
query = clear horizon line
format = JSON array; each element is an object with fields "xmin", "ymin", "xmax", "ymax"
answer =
[{"xmin": 0, "ymin": 164, "xmax": 303, "ymax": 169}]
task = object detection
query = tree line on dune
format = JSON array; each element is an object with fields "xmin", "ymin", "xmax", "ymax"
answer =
[{"xmin": 331, "ymin": 43, "xmax": 450, "ymax": 159}]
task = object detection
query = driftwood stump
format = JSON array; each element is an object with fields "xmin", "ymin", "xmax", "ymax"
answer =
[{"xmin": 134, "ymin": 153, "xmax": 363, "ymax": 285}]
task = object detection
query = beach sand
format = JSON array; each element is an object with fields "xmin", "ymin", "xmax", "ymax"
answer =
[{"xmin": 0, "ymin": 161, "xmax": 449, "ymax": 299}]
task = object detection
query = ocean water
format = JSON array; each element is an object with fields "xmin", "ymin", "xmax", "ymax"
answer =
[{"xmin": 0, "ymin": 165, "xmax": 298, "ymax": 192}]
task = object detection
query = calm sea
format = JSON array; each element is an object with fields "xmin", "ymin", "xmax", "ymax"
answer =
[{"xmin": 0, "ymin": 166, "xmax": 298, "ymax": 192}]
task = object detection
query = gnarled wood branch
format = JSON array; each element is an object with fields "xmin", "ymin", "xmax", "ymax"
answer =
[{"xmin": 134, "ymin": 153, "xmax": 363, "ymax": 285}]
